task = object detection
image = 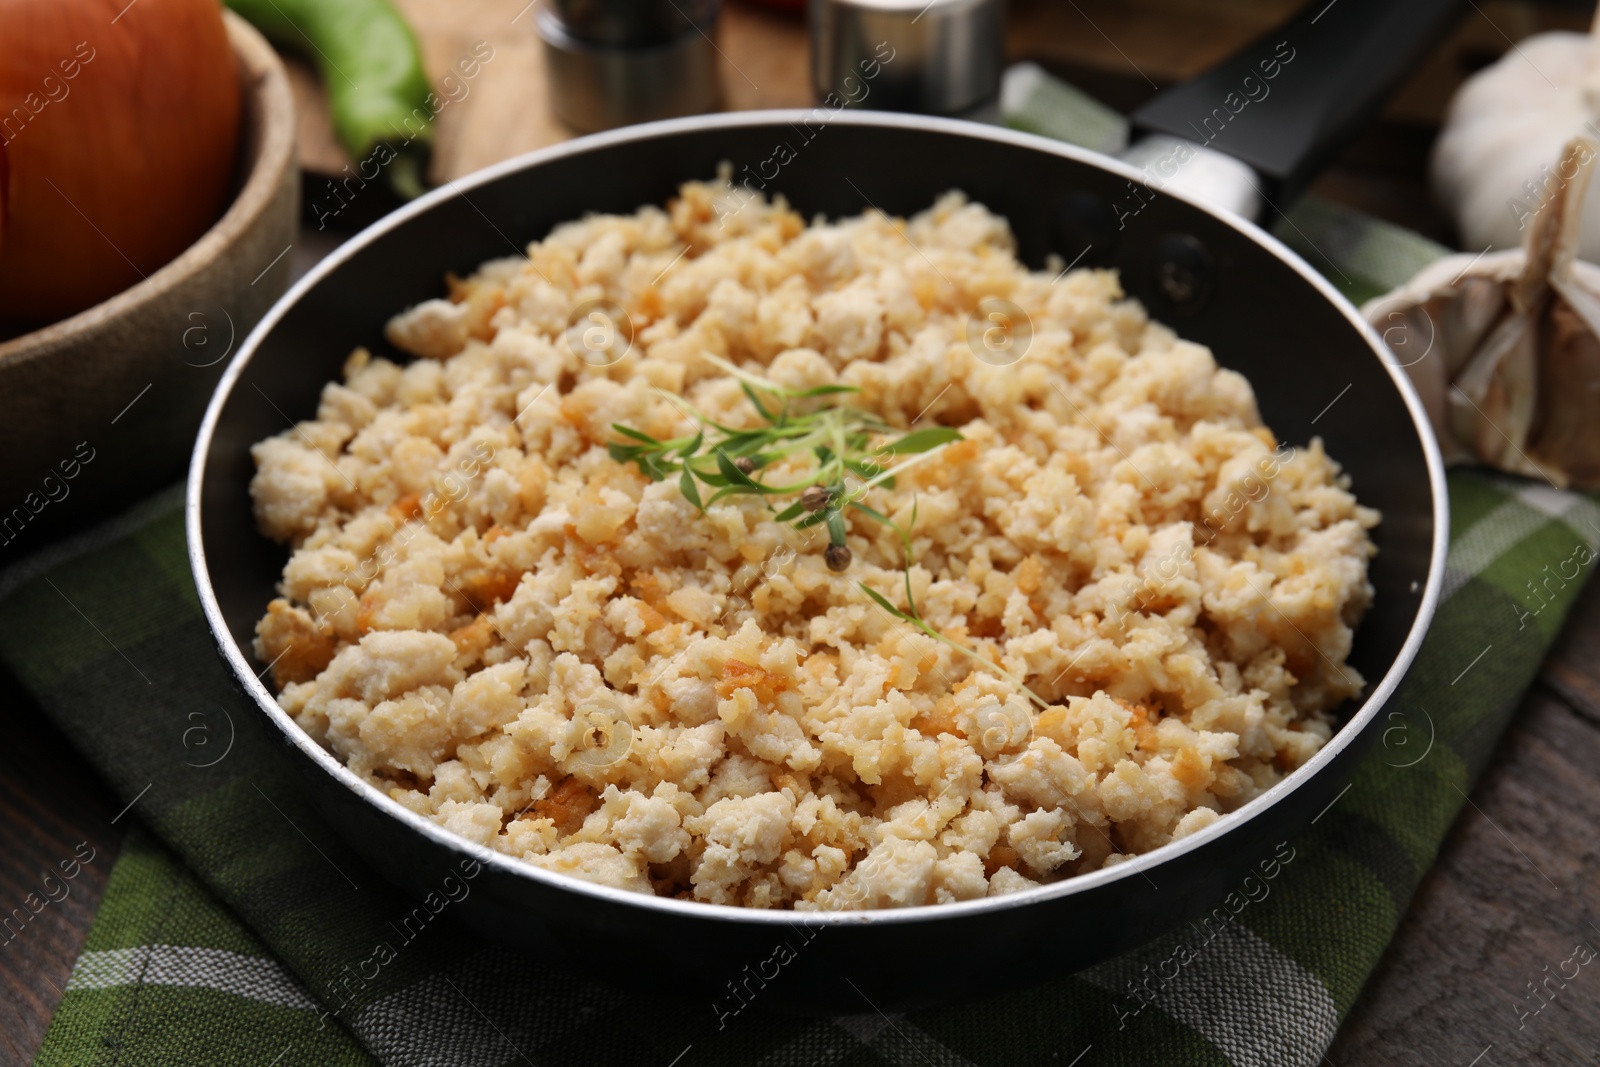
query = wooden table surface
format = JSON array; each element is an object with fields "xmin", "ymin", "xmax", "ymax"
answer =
[{"xmin": 5, "ymin": 1, "xmax": 1600, "ymax": 1064}]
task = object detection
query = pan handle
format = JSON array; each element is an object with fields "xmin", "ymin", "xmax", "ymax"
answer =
[{"xmin": 1128, "ymin": 0, "xmax": 1463, "ymax": 202}]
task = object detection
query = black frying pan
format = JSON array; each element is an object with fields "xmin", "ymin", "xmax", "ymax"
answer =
[{"xmin": 188, "ymin": 1, "xmax": 1453, "ymax": 1014}]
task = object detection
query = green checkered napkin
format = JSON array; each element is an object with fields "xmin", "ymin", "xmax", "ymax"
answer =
[{"xmin": 8, "ymin": 70, "xmax": 1598, "ymax": 1067}]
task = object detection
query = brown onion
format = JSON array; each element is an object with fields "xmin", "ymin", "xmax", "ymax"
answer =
[
  {"xmin": 0, "ymin": 136, "xmax": 9, "ymax": 254},
  {"xmin": 0, "ymin": 0, "xmax": 241, "ymax": 323}
]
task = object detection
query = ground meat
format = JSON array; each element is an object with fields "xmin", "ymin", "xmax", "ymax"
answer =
[{"xmin": 250, "ymin": 175, "xmax": 1378, "ymax": 909}]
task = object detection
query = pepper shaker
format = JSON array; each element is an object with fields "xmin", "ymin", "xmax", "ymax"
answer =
[
  {"xmin": 538, "ymin": 0, "xmax": 722, "ymax": 132},
  {"xmin": 810, "ymin": 0, "xmax": 1004, "ymax": 116}
]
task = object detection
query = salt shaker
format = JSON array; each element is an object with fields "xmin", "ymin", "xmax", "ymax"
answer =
[
  {"xmin": 538, "ymin": 0, "xmax": 722, "ymax": 131},
  {"xmin": 810, "ymin": 0, "xmax": 1004, "ymax": 116}
]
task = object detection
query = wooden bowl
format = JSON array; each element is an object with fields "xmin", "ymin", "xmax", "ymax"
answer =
[{"xmin": 0, "ymin": 11, "xmax": 296, "ymax": 554}]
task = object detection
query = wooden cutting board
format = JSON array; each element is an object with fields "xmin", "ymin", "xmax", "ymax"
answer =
[
  {"xmin": 287, "ymin": 0, "xmax": 814, "ymax": 183},
  {"xmin": 283, "ymin": 0, "xmax": 1589, "ymax": 221},
  {"xmin": 286, "ymin": 0, "xmax": 1350, "ymax": 183}
]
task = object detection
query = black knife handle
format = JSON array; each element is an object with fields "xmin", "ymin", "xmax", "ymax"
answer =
[{"xmin": 1129, "ymin": 0, "xmax": 1464, "ymax": 201}]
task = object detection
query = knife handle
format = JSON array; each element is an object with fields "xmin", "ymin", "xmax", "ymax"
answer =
[{"xmin": 1128, "ymin": 0, "xmax": 1463, "ymax": 202}]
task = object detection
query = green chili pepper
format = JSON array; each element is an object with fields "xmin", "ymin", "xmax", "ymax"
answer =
[{"xmin": 224, "ymin": 0, "xmax": 434, "ymax": 198}]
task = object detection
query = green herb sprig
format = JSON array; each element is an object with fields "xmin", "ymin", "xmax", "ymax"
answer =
[
  {"xmin": 609, "ymin": 361, "xmax": 1046, "ymax": 709},
  {"xmin": 607, "ymin": 353, "xmax": 961, "ymax": 569}
]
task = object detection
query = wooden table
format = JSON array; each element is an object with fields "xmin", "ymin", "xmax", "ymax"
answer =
[{"xmin": 5, "ymin": 2, "xmax": 1600, "ymax": 1063}]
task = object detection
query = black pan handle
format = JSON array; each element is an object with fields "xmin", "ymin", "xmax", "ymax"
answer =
[{"xmin": 1129, "ymin": 0, "xmax": 1463, "ymax": 201}]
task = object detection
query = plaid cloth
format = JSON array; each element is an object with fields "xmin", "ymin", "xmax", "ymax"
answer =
[{"xmin": 8, "ymin": 71, "xmax": 1598, "ymax": 1067}]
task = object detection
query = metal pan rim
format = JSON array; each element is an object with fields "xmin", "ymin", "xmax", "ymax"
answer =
[{"xmin": 187, "ymin": 108, "xmax": 1450, "ymax": 928}]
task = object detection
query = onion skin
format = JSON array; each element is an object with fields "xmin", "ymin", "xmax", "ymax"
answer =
[
  {"xmin": 0, "ymin": 0, "xmax": 241, "ymax": 323},
  {"xmin": 0, "ymin": 135, "xmax": 9, "ymax": 258}
]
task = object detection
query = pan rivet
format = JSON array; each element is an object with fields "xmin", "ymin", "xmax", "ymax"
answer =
[{"xmin": 1153, "ymin": 234, "xmax": 1214, "ymax": 315}]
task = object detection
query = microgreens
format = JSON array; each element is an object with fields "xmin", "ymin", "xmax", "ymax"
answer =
[
  {"xmin": 607, "ymin": 353, "xmax": 962, "ymax": 569},
  {"xmin": 857, "ymin": 499, "xmax": 1050, "ymax": 710}
]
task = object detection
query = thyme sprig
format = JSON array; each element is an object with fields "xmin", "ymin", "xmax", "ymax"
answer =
[
  {"xmin": 607, "ymin": 353, "xmax": 962, "ymax": 567},
  {"xmin": 609, "ymin": 363, "xmax": 1045, "ymax": 709},
  {"xmin": 858, "ymin": 499, "xmax": 1050, "ymax": 710}
]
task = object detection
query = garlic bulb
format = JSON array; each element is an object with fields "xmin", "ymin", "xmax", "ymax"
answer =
[
  {"xmin": 1367, "ymin": 138, "xmax": 1600, "ymax": 489},
  {"xmin": 1432, "ymin": 8, "xmax": 1600, "ymax": 260}
]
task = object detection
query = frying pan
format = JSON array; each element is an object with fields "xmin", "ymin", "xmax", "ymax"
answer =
[{"xmin": 188, "ymin": 2, "xmax": 1453, "ymax": 1014}]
